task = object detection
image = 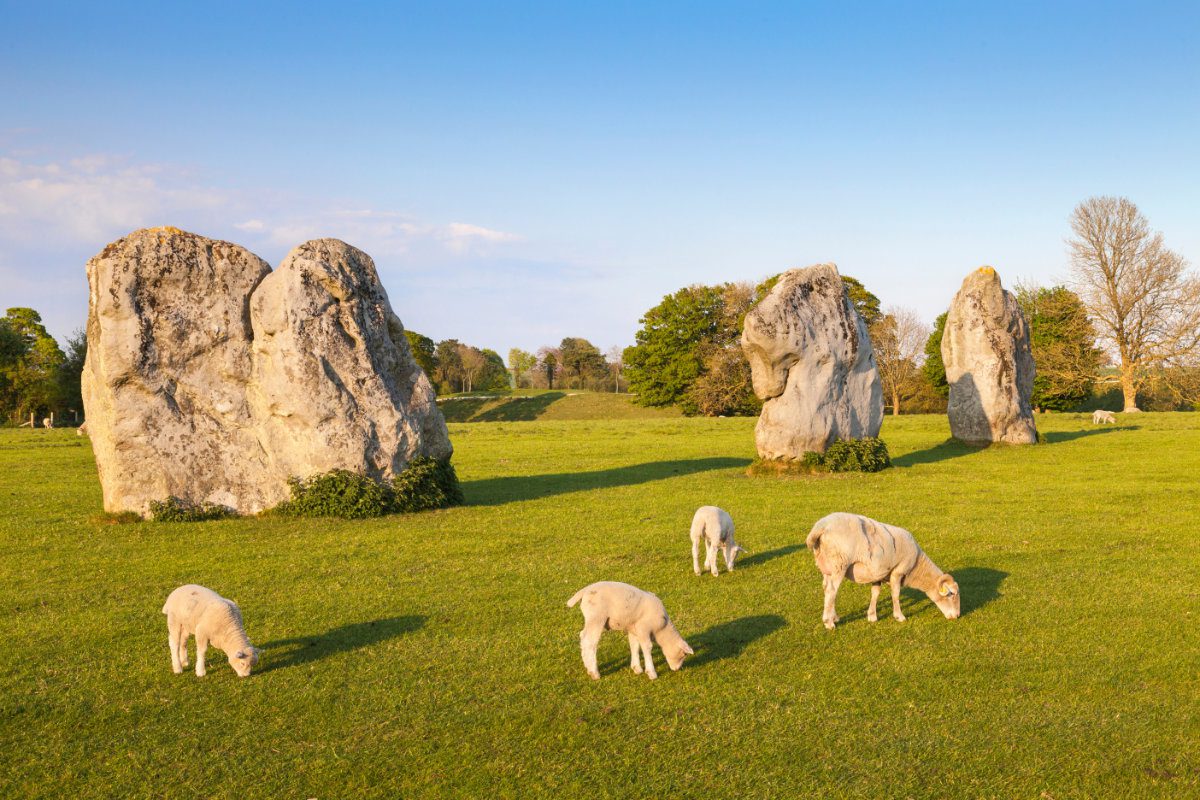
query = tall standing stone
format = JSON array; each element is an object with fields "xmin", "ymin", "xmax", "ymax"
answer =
[
  {"xmin": 941, "ymin": 266, "xmax": 1037, "ymax": 445},
  {"xmin": 82, "ymin": 228, "xmax": 452, "ymax": 516},
  {"xmin": 740, "ymin": 263, "xmax": 883, "ymax": 459}
]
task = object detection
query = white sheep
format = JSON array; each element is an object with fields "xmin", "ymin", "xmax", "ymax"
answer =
[
  {"xmin": 690, "ymin": 505, "xmax": 745, "ymax": 576},
  {"xmin": 42, "ymin": 417, "xmax": 52, "ymax": 429},
  {"xmin": 567, "ymin": 581, "xmax": 693, "ymax": 680},
  {"xmin": 76, "ymin": 421, "xmax": 88, "ymax": 437},
  {"xmin": 1092, "ymin": 410, "xmax": 1116, "ymax": 424},
  {"xmin": 162, "ymin": 584, "xmax": 260, "ymax": 677},
  {"xmin": 805, "ymin": 512, "xmax": 960, "ymax": 629}
]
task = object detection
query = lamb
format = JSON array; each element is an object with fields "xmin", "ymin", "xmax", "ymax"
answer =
[
  {"xmin": 1092, "ymin": 410, "xmax": 1116, "ymax": 424},
  {"xmin": 162, "ymin": 584, "xmax": 260, "ymax": 677},
  {"xmin": 690, "ymin": 505, "xmax": 745, "ymax": 576},
  {"xmin": 805, "ymin": 512, "xmax": 960, "ymax": 629},
  {"xmin": 566, "ymin": 581, "xmax": 693, "ymax": 680}
]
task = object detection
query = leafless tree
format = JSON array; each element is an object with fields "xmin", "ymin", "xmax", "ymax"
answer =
[
  {"xmin": 870, "ymin": 306, "xmax": 931, "ymax": 415},
  {"xmin": 605, "ymin": 346, "xmax": 624, "ymax": 393},
  {"xmin": 458, "ymin": 344, "xmax": 486, "ymax": 393},
  {"xmin": 1068, "ymin": 196, "xmax": 1200, "ymax": 410}
]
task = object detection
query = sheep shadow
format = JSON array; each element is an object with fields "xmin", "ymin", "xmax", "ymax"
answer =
[
  {"xmin": 827, "ymin": 567, "xmax": 1007, "ymax": 625},
  {"xmin": 260, "ymin": 615, "xmax": 426, "ymax": 672},
  {"xmin": 735, "ymin": 544, "xmax": 804, "ymax": 570},
  {"xmin": 686, "ymin": 614, "xmax": 788, "ymax": 668},
  {"xmin": 954, "ymin": 566, "xmax": 1007, "ymax": 615},
  {"xmin": 464, "ymin": 457, "xmax": 751, "ymax": 506},
  {"xmin": 1041, "ymin": 425, "xmax": 1138, "ymax": 444}
]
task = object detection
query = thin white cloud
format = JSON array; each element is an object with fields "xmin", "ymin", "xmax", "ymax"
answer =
[{"xmin": 234, "ymin": 219, "xmax": 265, "ymax": 232}]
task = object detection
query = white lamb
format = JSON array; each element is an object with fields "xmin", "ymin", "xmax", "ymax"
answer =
[
  {"xmin": 1092, "ymin": 410, "xmax": 1116, "ymax": 424},
  {"xmin": 805, "ymin": 512, "xmax": 960, "ymax": 629},
  {"xmin": 567, "ymin": 581, "xmax": 693, "ymax": 680},
  {"xmin": 690, "ymin": 505, "xmax": 745, "ymax": 576},
  {"xmin": 162, "ymin": 584, "xmax": 260, "ymax": 677}
]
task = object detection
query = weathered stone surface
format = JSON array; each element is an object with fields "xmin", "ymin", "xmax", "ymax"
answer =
[
  {"xmin": 248, "ymin": 239, "xmax": 450, "ymax": 482},
  {"xmin": 740, "ymin": 263, "xmax": 883, "ymax": 459},
  {"xmin": 82, "ymin": 228, "xmax": 451, "ymax": 515},
  {"xmin": 941, "ymin": 267, "xmax": 1037, "ymax": 445}
]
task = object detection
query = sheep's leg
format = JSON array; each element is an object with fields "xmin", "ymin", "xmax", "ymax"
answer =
[
  {"xmin": 722, "ymin": 544, "xmax": 736, "ymax": 573},
  {"xmin": 628, "ymin": 633, "xmax": 643, "ymax": 674},
  {"xmin": 168, "ymin": 619, "xmax": 182, "ymax": 674},
  {"xmin": 705, "ymin": 542, "xmax": 719, "ymax": 577},
  {"xmin": 637, "ymin": 632, "xmax": 657, "ymax": 680},
  {"xmin": 195, "ymin": 634, "xmax": 209, "ymax": 677},
  {"xmin": 890, "ymin": 573, "xmax": 906, "ymax": 622},
  {"xmin": 822, "ymin": 573, "xmax": 843, "ymax": 629},
  {"xmin": 579, "ymin": 619, "xmax": 604, "ymax": 680},
  {"xmin": 868, "ymin": 584, "xmax": 881, "ymax": 623},
  {"xmin": 177, "ymin": 628, "xmax": 189, "ymax": 668},
  {"xmin": 692, "ymin": 535, "xmax": 702, "ymax": 576}
]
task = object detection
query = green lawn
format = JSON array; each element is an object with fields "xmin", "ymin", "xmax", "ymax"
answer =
[
  {"xmin": 438, "ymin": 389, "xmax": 682, "ymax": 422},
  {"xmin": 1, "ymin": 413, "xmax": 1198, "ymax": 798}
]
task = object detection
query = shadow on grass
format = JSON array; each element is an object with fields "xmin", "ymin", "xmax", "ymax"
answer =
[
  {"xmin": 687, "ymin": 615, "xmax": 788, "ymax": 668},
  {"xmin": 830, "ymin": 566, "xmax": 1007, "ymax": 625},
  {"xmin": 474, "ymin": 392, "xmax": 565, "ymax": 422},
  {"xmin": 891, "ymin": 438, "xmax": 985, "ymax": 467},
  {"xmin": 736, "ymin": 544, "xmax": 804, "ymax": 569},
  {"xmin": 955, "ymin": 566, "xmax": 1008, "ymax": 615},
  {"xmin": 464, "ymin": 457, "xmax": 751, "ymax": 506},
  {"xmin": 1041, "ymin": 425, "xmax": 1138, "ymax": 444},
  {"xmin": 439, "ymin": 399, "xmax": 489, "ymax": 422},
  {"xmin": 260, "ymin": 615, "xmax": 426, "ymax": 672}
]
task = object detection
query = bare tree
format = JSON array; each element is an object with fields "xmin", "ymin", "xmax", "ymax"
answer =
[
  {"xmin": 1068, "ymin": 196, "xmax": 1200, "ymax": 411},
  {"xmin": 458, "ymin": 344, "xmax": 486, "ymax": 393},
  {"xmin": 870, "ymin": 306, "xmax": 931, "ymax": 415},
  {"xmin": 605, "ymin": 346, "xmax": 624, "ymax": 393}
]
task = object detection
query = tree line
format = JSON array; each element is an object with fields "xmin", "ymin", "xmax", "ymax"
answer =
[
  {"xmin": 623, "ymin": 196, "xmax": 1200, "ymax": 416},
  {"xmin": 0, "ymin": 308, "xmax": 86, "ymax": 425}
]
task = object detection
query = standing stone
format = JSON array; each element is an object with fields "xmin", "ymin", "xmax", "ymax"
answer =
[
  {"xmin": 82, "ymin": 228, "xmax": 277, "ymax": 513},
  {"xmin": 82, "ymin": 228, "xmax": 452, "ymax": 516},
  {"xmin": 941, "ymin": 266, "xmax": 1037, "ymax": 445},
  {"xmin": 248, "ymin": 239, "xmax": 451, "ymax": 482},
  {"xmin": 740, "ymin": 263, "xmax": 883, "ymax": 459}
]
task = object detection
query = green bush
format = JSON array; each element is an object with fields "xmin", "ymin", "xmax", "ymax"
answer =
[
  {"xmin": 149, "ymin": 497, "xmax": 237, "ymax": 522},
  {"xmin": 273, "ymin": 458, "xmax": 464, "ymax": 519},
  {"xmin": 392, "ymin": 457, "xmax": 464, "ymax": 512},
  {"xmin": 816, "ymin": 437, "xmax": 891, "ymax": 473}
]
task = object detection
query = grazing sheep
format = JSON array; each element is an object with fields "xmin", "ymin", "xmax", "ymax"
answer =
[
  {"xmin": 76, "ymin": 421, "xmax": 88, "ymax": 437},
  {"xmin": 567, "ymin": 581, "xmax": 693, "ymax": 680},
  {"xmin": 42, "ymin": 417, "xmax": 52, "ymax": 429},
  {"xmin": 690, "ymin": 505, "xmax": 746, "ymax": 576},
  {"xmin": 162, "ymin": 584, "xmax": 259, "ymax": 677},
  {"xmin": 805, "ymin": 513, "xmax": 960, "ymax": 629},
  {"xmin": 1092, "ymin": 410, "xmax": 1116, "ymax": 424}
]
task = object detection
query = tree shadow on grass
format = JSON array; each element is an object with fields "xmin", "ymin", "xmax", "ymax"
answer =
[
  {"xmin": 438, "ymin": 399, "xmax": 490, "ymax": 422},
  {"xmin": 687, "ymin": 615, "xmax": 788, "ymax": 668},
  {"xmin": 464, "ymin": 457, "xmax": 751, "ymax": 506},
  {"xmin": 474, "ymin": 392, "xmax": 565, "ymax": 422},
  {"xmin": 1041, "ymin": 425, "xmax": 1138, "ymax": 444},
  {"xmin": 259, "ymin": 615, "xmax": 426, "ymax": 672},
  {"xmin": 735, "ymin": 544, "xmax": 804, "ymax": 570}
]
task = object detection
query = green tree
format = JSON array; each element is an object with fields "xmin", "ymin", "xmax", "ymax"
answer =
[
  {"xmin": 2, "ymin": 308, "xmax": 65, "ymax": 422},
  {"xmin": 558, "ymin": 337, "xmax": 608, "ymax": 389},
  {"xmin": 0, "ymin": 319, "xmax": 26, "ymax": 420},
  {"xmin": 433, "ymin": 339, "xmax": 463, "ymax": 393},
  {"xmin": 478, "ymin": 349, "xmax": 511, "ymax": 391},
  {"xmin": 922, "ymin": 312, "xmax": 949, "ymax": 397},
  {"xmin": 56, "ymin": 329, "xmax": 87, "ymax": 420},
  {"xmin": 404, "ymin": 330, "xmax": 438, "ymax": 379},
  {"xmin": 841, "ymin": 276, "xmax": 883, "ymax": 326},
  {"xmin": 507, "ymin": 348, "xmax": 537, "ymax": 388},
  {"xmin": 1015, "ymin": 284, "xmax": 1102, "ymax": 411},
  {"xmin": 623, "ymin": 285, "xmax": 727, "ymax": 407}
]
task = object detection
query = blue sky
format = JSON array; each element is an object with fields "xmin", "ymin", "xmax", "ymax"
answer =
[{"xmin": 2, "ymin": 1, "xmax": 1197, "ymax": 354}]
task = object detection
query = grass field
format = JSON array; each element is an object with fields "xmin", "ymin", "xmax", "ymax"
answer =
[
  {"xmin": 2, "ymin": 412, "xmax": 1198, "ymax": 798},
  {"xmin": 437, "ymin": 389, "xmax": 682, "ymax": 422}
]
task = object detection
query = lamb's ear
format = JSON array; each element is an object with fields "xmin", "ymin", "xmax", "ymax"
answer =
[{"xmin": 937, "ymin": 575, "xmax": 955, "ymax": 596}]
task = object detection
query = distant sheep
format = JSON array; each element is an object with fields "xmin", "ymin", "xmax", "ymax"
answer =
[
  {"xmin": 1092, "ymin": 410, "xmax": 1116, "ymax": 424},
  {"xmin": 76, "ymin": 421, "xmax": 88, "ymax": 437},
  {"xmin": 690, "ymin": 505, "xmax": 745, "ymax": 576},
  {"xmin": 42, "ymin": 417, "xmax": 52, "ymax": 429},
  {"xmin": 806, "ymin": 513, "xmax": 960, "ymax": 629},
  {"xmin": 567, "ymin": 581, "xmax": 693, "ymax": 680},
  {"xmin": 162, "ymin": 584, "xmax": 259, "ymax": 677}
]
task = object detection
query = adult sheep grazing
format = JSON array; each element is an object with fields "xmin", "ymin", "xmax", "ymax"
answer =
[
  {"xmin": 806, "ymin": 513, "xmax": 960, "ymax": 629},
  {"xmin": 162, "ymin": 584, "xmax": 260, "ymax": 677},
  {"xmin": 1092, "ymin": 410, "xmax": 1116, "ymax": 424},
  {"xmin": 567, "ymin": 581, "xmax": 693, "ymax": 680},
  {"xmin": 690, "ymin": 505, "xmax": 746, "ymax": 576}
]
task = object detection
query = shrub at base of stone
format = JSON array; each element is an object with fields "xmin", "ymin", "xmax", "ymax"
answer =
[
  {"xmin": 149, "ymin": 497, "xmax": 238, "ymax": 523},
  {"xmin": 747, "ymin": 438, "xmax": 891, "ymax": 476},
  {"xmin": 273, "ymin": 458, "xmax": 464, "ymax": 519}
]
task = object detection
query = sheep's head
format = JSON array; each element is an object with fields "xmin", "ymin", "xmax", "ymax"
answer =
[
  {"xmin": 931, "ymin": 574, "xmax": 961, "ymax": 619},
  {"xmin": 659, "ymin": 625, "xmax": 695, "ymax": 671},
  {"xmin": 229, "ymin": 646, "xmax": 260, "ymax": 677}
]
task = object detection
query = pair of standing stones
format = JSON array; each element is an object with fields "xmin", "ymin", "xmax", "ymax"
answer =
[
  {"xmin": 741, "ymin": 263, "xmax": 1036, "ymax": 460},
  {"xmin": 84, "ymin": 228, "xmax": 451, "ymax": 516}
]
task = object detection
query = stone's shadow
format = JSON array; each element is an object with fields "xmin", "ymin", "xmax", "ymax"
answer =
[
  {"xmin": 736, "ymin": 544, "xmax": 804, "ymax": 569},
  {"xmin": 687, "ymin": 615, "xmax": 788, "ymax": 668},
  {"xmin": 474, "ymin": 392, "xmax": 565, "ymax": 422},
  {"xmin": 891, "ymin": 438, "xmax": 985, "ymax": 467},
  {"xmin": 1041, "ymin": 425, "xmax": 1138, "ymax": 444},
  {"xmin": 464, "ymin": 457, "xmax": 751, "ymax": 506},
  {"xmin": 260, "ymin": 615, "xmax": 426, "ymax": 672}
]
